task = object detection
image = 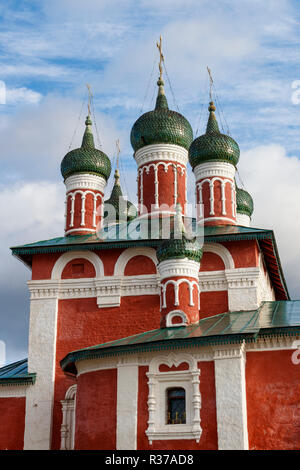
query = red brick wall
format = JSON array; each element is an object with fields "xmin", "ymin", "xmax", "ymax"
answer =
[
  {"xmin": 0, "ymin": 397, "xmax": 25, "ymax": 450},
  {"xmin": 246, "ymin": 350, "xmax": 300, "ymax": 450},
  {"xmin": 75, "ymin": 369, "xmax": 117, "ymax": 450}
]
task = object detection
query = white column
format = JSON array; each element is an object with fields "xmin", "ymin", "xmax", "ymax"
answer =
[
  {"xmin": 116, "ymin": 362, "xmax": 139, "ymax": 450},
  {"xmin": 214, "ymin": 343, "xmax": 248, "ymax": 450},
  {"xmin": 24, "ymin": 294, "xmax": 58, "ymax": 450}
]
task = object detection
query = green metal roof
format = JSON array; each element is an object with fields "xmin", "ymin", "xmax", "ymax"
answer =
[
  {"xmin": 61, "ymin": 300, "xmax": 300, "ymax": 375},
  {"xmin": 0, "ymin": 359, "xmax": 36, "ymax": 386}
]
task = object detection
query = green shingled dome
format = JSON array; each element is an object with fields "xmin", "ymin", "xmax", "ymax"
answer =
[
  {"xmin": 61, "ymin": 115, "xmax": 111, "ymax": 181},
  {"xmin": 157, "ymin": 205, "xmax": 202, "ymax": 263},
  {"xmin": 130, "ymin": 79, "xmax": 193, "ymax": 152},
  {"xmin": 236, "ymin": 186, "xmax": 254, "ymax": 218},
  {"xmin": 104, "ymin": 169, "xmax": 137, "ymax": 223},
  {"xmin": 189, "ymin": 102, "xmax": 240, "ymax": 169}
]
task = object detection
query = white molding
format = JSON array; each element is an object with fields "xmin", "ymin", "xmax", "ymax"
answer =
[
  {"xmin": 65, "ymin": 228, "xmax": 97, "ymax": 235},
  {"xmin": 165, "ymin": 310, "xmax": 187, "ymax": 327},
  {"xmin": 114, "ymin": 247, "xmax": 158, "ymax": 276},
  {"xmin": 134, "ymin": 143, "xmax": 188, "ymax": 168},
  {"xmin": 117, "ymin": 363, "xmax": 139, "ymax": 450},
  {"xmin": 24, "ymin": 297, "xmax": 58, "ymax": 450},
  {"xmin": 145, "ymin": 353, "xmax": 202, "ymax": 444},
  {"xmin": 194, "ymin": 161, "xmax": 236, "ymax": 181},
  {"xmin": 236, "ymin": 213, "xmax": 251, "ymax": 227},
  {"xmin": 51, "ymin": 251, "xmax": 104, "ymax": 280},
  {"xmin": 0, "ymin": 385, "xmax": 28, "ymax": 397},
  {"xmin": 203, "ymin": 243, "xmax": 235, "ymax": 270},
  {"xmin": 161, "ymin": 279, "xmax": 200, "ymax": 309},
  {"xmin": 158, "ymin": 258, "xmax": 200, "ymax": 281},
  {"xmin": 214, "ymin": 342, "xmax": 248, "ymax": 450},
  {"xmin": 60, "ymin": 385, "xmax": 77, "ymax": 450},
  {"xmin": 65, "ymin": 173, "xmax": 106, "ymax": 193},
  {"xmin": 201, "ymin": 216, "xmax": 236, "ymax": 224},
  {"xmin": 28, "ymin": 274, "xmax": 160, "ymax": 308}
]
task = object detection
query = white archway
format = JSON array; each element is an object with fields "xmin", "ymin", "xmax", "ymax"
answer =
[
  {"xmin": 114, "ymin": 247, "xmax": 158, "ymax": 276},
  {"xmin": 202, "ymin": 243, "xmax": 234, "ymax": 270},
  {"xmin": 51, "ymin": 250, "xmax": 104, "ymax": 279}
]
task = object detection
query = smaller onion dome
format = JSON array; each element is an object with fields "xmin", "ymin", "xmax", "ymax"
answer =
[
  {"xmin": 103, "ymin": 169, "xmax": 137, "ymax": 224},
  {"xmin": 130, "ymin": 78, "xmax": 193, "ymax": 153},
  {"xmin": 189, "ymin": 101, "xmax": 240, "ymax": 169},
  {"xmin": 61, "ymin": 115, "xmax": 111, "ymax": 181},
  {"xmin": 236, "ymin": 186, "xmax": 254, "ymax": 218},
  {"xmin": 157, "ymin": 205, "xmax": 202, "ymax": 263}
]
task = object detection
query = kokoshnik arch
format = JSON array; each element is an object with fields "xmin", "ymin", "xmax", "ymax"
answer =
[{"xmin": 0, "ymin": 41, "xmax": 300, "ymax": 451}]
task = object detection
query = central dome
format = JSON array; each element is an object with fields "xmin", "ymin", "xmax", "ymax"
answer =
[{"xmin": 130, "ymin": 79, "xmax": 193, "ymax": 153}]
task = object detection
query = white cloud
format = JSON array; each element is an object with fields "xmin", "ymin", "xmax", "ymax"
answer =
[
  {"xmin": 238, "ymin": 144, "xmax": 300, "ymax": 298},
  {"xmin": 6, "ymin": 87, "xmax": 42, "ymax": 105}
]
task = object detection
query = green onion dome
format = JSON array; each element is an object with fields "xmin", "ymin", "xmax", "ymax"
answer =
[
  {"xmin": 236, "ymin": 186, "xmax": 254, "ymax": 218},
  {"xmin": 189, "ymin": 101, "xmax": 240, "ymax": 169},
  {"xmin": 157, "ymin": 205, "xmax": 202, "ymax": 263},
  {"xmin": 130, "ymin": 79, "xmax": 193, "ymax": 152},
  {"xmin": 61, "ymin": 115, "xmax": 111, "ymax": 181},
  {"xmin": 103, "ymin": 169, "xmax": 137, "ymax": 223}
]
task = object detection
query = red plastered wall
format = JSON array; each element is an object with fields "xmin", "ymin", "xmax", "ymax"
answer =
[
  {"xmin": 137, "ymin": 361, "xmax": 218, "ymax": 449},
  {"xmin": 75, "ymin": 369, "xmax": 117, "ymax": 450},
  {"xmin": 0, "ymin": 397, "xmax": 25, "ymax": 450},
  {"xmin": 51, "ymin": 294, "xmax": 161, "ymax": 449},
  {"xmin": 246, "ymin": 350, "xmax": 300, "ymax": 450},
  {"xmin": 199, "ymin": 291, "xmax": 228, "ymax": 319}
]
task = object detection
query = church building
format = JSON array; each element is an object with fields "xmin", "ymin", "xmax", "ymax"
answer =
[{"xmin": 0, "ymin": 45, "xmax": 300, "ymax": 451}]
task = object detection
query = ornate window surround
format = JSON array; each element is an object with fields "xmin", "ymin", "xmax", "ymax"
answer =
[
  {"xmin": 145, "ymin": 353, "xmax": 201, "ymax": 444},
  {"xmin": 165, "ymin": 310, "xmax": 187, "ymax": 327},
  {"xmin": 60, "ymin": 384, "xmax": 77, "ymax": 450}
]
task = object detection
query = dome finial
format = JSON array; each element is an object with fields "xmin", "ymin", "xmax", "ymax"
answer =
[
  {"xmin": 82, "ymin": 84, "xmax": 95, "ymax": 148},
  {"xmin": 155, "ymin": 35, "xmax": 168, "ymax": 110},
  {"xmin": 206, "ymin": 67, "xmax": 219, "ymax": 134}
]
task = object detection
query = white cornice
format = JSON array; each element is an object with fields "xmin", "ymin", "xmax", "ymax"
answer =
[
  {"xmin": 194, "ymin": 161, "xmax": 236, "ymax": 181},
  {"xmin": 134, "ymin": 143, "xmax": 188, "ymax": 168},
  {"xmin": 0, "ymin": 385, "xmax": 28, "ymax": 397},
  {"xmin": 158, "ymin": 258, "xmax": 200, "ymax": 281},
  {"xmin": 65, "ymin": 173, "xmax": 106, "ymax": 193}
]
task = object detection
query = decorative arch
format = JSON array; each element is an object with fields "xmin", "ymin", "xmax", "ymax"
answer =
[
  {"xmin": 165, "ymin": 310, "xmax": 187, "ymax": 327},
  {"xmin": 114, "ymin": 247, "xmax": 158, "ymax": 276},
  {"xmin": 51, "ymin": 250, "xmax": 104, "ymax": 280},
  {"xmin": 60, "ymin": 384, "xmax": 77, "ymax": 450},
  {"xmin": 202, "ymin": 243, "xmax": 234, "ymax": 270}
]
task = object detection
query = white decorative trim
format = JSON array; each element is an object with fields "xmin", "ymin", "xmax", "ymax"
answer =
[
  {"xmin": 114, "ymin": 247, "xmax": 158, "ymax": 276},
  {"xmin": 134, "ymin": 143, "xmax": 188, "ymax": 168},
  {"xmin": 203, "ymin": 243, "xmax": 234, "ymax": 270},
  {"xmin": 161, "ymin": 279, "xmax": 200, "ymax": 309},
  {"xmin": 60, "ymin": 385, "xmax": 77, "ymax": 450},
  {"xmin": 145, "ymin": 353, "xmax": 202, "ymax": 444},
  {"xmin": 201, "ymin": 216, "xmax": 236, "ymax": 224},
  {"xmin": 165, "ymin": 310, "xmax": 187, "ymax": 327},
  {"xmin": 66, "ymin": 190, "xmax": 103, "ymax": 230},
  {"xmin": 24, "ymin": 297, "xmax": 58, "ymax": 450},
  {"xmin": 28, "ymin": 274, "xmax": 160, "ymax": 308},
  {"xmin": 65, "ymin": 173, "xmax": 106, "ymax": 193},
  {"xmin": 0, "ymin": 385, "xmax": 28, "ymax": 397},
  {"xmin": 65, "ymin": 228, "xmax": 96, "ymax": 235},
  {"xmin": 214, "ymin": 343, "xmax": 248, "ymax": 450},
  {"xmin": 236, "ymin": 213, "xmax": 251, "ymax": 227},
  {"xmin": 51, "ymin": 251, "xmax": 104, "ymax": 280},
  {"xmin": 194, "ymin": 161, "xmax": 236, "ymax": 181},
  {"xmin": 117, "ymin": 363, "xmax": 139, "ymax": 450},
  {"xmin": 158, "ymin": 258, "xmax": 200, "ymax": 281}
]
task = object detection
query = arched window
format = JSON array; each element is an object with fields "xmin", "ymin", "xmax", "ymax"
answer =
[{"xmin": 166, "ymin": 387, "xmax": 186, "ymax": 424}]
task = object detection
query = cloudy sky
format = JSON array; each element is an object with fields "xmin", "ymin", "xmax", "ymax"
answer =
[{"xmin": 1, "ymin": 0, "xmax": 300, "ymax": 364}]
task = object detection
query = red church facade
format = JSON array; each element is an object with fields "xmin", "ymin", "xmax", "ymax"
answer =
[{"xmin": 0, "ymin": 62, "xmax": 300, "ymax": 451}]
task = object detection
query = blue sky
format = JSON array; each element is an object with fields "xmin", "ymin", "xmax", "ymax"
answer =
[{"xmin": 1, "ymin": 0, "xmax": 300, "ymax": 364}]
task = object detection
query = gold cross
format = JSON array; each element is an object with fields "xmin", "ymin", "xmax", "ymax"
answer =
[
  {"xmin": 116, "ymin": 138, "xmax": 121, "ymax": 169},
  {"xmin": 207, "ymin": 67, "xmax": 213, "ymax": 101},
  {"xmin": 86, "ymin": 83, "xmax": 92, "ymax": 116},
  {"xmin": 156, "ymin": 35, "xmax": 164, "ymax": 80}
]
